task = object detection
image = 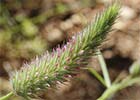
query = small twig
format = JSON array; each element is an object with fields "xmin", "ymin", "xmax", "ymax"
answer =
[
  {"xmin": 88, "ymin": 67, "xmax": 106, "ymax": 87},
  {"xmin": 0, "ymin": 92, "xmax": 14, "ymax": 100},
  {"xmin": 98, "ymin": 76, "xmax": 140, "ymax": 100},
  {"xmin": 97, "ymin": 50, "xmax": 111, "ymax": 88}
]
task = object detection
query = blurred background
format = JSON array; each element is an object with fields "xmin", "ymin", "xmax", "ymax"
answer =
[{"xmin": 0, "ymin": 0, "xmax": 140, "ymax": 100}]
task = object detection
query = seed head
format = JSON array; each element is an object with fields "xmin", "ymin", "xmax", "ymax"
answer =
[{"xmin": 11, "ymin": 3, "xmax": 120, "ymax": 99}]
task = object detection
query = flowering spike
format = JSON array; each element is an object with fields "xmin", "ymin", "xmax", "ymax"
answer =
[{"xmin": 10, "ymin": 3, "xmax": 120, "ymax": 99}]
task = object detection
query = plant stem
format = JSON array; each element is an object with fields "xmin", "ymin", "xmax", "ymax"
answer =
[
  {"xmin": 97, "ymin": 50, "xmax": 111, "ymax": 88},
  {"xmin": 0, "ymin": 92, "xmax": 14, "ymax": 100},
  {"xmin": 97, "ymin": 77, "xmax": 131, "ymax": 100},
  {"xmin": 97, "ymin": 84, "xmax": 121, "ymax": 100},
  {"xmin": 88, "ymin": 67, "xmax": 106, "ymax": 87},
  {"xmin": 97, "ymin": 76, "xmax": 140, "ymax": 100}
]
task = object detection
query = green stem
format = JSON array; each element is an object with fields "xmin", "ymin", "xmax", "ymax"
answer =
[
  {"xmin": 97, "ymin": 84, "xmax": 121, "ymax": 100},
  {"xmin": 97, "ymin": 77, "xmax": 131, "ymax": 100},
  {"xmin": 97, "ymin": 50, "xmax": 111, "ymax": 88},
  {"xmin": 97, "ymin": 76, "xmax": 140, "ymax": 100},
  {"xmin": 88, "ymin": 67, "xmax": 106, "ymax": 87},
  {"xmin": 0, "ymin": 92, "xmax": 14, "ymax": 100}
]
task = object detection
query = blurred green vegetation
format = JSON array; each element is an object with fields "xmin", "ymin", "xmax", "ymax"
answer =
[
  {"xmin": 0, "ymin": 0, "xmax": 71, "ymax": 61},
  {"xmin": 0, "ymin": 1, "xmax": 47, "ymax": 60}
]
